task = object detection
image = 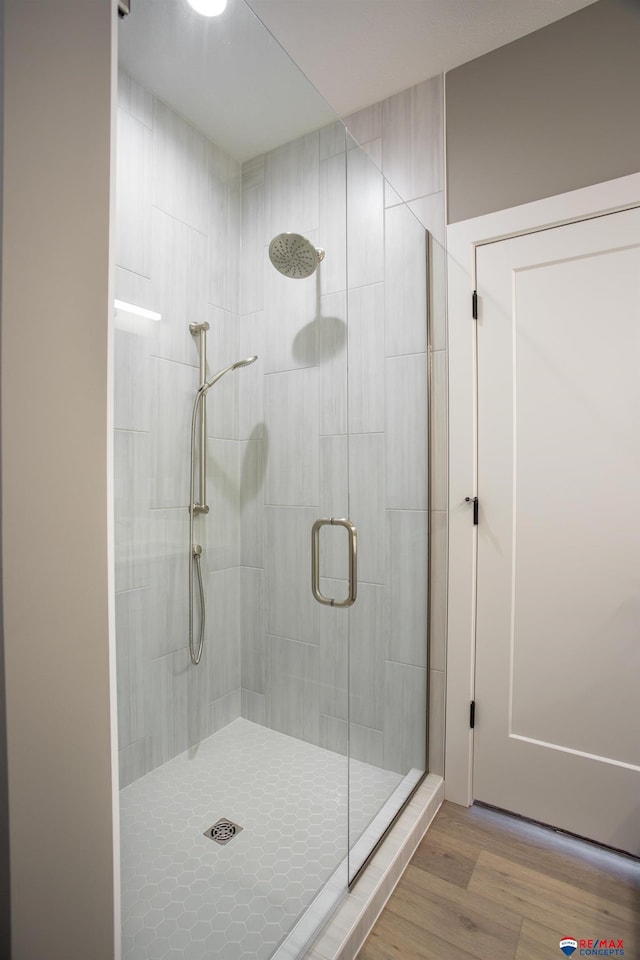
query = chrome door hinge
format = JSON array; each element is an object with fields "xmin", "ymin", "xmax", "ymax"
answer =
[
  {"xmin": 470, "ymin": 701, "xmax": 476, "ymax": 729},
  {"xmin": 472, "ymin": 290, "xmax": 478, "ymax": 319},
  {"xmin": 118, "ymin": 0, "xmax": 131, "ymax": 18}
]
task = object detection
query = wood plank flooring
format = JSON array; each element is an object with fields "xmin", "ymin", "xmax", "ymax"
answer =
[{"xmin": 357, "ymin": 801, "xmax": 640, "ymax": 960}]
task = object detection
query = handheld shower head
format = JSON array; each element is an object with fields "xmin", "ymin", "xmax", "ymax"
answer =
[
  {"xmin": 269, "ymin": 233, "xmax": 325, "ymax": 279},
  {"xmin": 199, "ymin": 356, "xmax": 258, "ymax": 396}
]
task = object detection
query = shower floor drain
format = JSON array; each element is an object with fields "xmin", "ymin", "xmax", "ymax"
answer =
[{"xmin": 204, "ymin": 818, "xmax": 243, "ymax": 845}]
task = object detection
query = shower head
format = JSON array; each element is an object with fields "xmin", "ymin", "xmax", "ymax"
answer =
[
  {"xmin": 199, "ymin": 356, "xmax": 258, "ymax": 396},
  {"xmin": 269, "ymin": 233, "xmax": 325, "ymax": 279}
]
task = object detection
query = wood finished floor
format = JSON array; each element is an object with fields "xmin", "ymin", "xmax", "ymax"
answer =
[{"xmin": 357, "ymin": 801, "xmax": 640, "ymax": 960}]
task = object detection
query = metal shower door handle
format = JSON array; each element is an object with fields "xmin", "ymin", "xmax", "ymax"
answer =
[{"xmin": 311, "ymin": 518, "xmax": 357, "ymax": 607}]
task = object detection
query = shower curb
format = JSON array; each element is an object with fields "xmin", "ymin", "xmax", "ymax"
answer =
[{"xmin": 305, "ymin": 774, "xmax": 444, "ymax": 960}]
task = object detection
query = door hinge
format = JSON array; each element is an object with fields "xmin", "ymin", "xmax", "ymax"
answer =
[
  {"xmin": 472, "ymin": 290, "xmax": 478, "ymax": 319},
  {"xmin": 118, "ymin": 0, "xmax": 131, "ymax": 18},
  {"xmin": 470, "ymin": 701, "xmax": 476, "ymax": 729},
  {"xmin": 465, "ymin": 496, "xmax": 479, "ymax": 525}
]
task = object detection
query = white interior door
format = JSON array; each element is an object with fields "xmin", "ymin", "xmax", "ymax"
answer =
[{"xmin": 474, "ymin": 206, "xmax": 640, "ymax": 856}]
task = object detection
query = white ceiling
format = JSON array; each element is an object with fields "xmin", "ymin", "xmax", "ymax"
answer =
[
  {"xmin": 119, "ymin": 0, "xmax": 598, "ymax": 161},
  {"xmin": 248, "ymin": 0, "xmax": 598, "ymax": 118}
]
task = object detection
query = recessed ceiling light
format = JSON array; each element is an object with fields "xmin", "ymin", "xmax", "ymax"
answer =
[{"xmin": 187, "ymin": 0, "xmax": 228, "ymax": 16}]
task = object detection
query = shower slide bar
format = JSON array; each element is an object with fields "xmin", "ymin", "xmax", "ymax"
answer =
[
  {"xmin": 311, "ymin": 517, "xmax": 358, "ymax": 607},
  {"xmin": 189, "ymin": 322, "xmax": 210, "ymax": 515}
]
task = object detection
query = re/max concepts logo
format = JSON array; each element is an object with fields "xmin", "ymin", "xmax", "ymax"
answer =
[{"xmin": 560, "ymin": 938, "xmax": 625, "ymax": 956}]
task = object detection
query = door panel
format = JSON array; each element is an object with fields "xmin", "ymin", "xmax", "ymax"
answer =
[{"xmin": 474, "ymin": 206, "xmax": 640, "ymax": 855}]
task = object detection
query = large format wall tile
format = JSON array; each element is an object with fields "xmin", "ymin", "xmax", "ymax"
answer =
[
  {"xmin": 384, "ymin": 204, "xmax": 428, "ymax": 357},
  {"xmin": 150, "ymin": 357, "xmax": 198, "ymax": 509},
  {"xmin": 240, "ymin": 437, "xmax": 265, "ymax": 569},
  {"xmin": 319, "ymin": 290, "xmax": 348, "ymax": 436},
  {"xmin": 237, "ymin": 311, "xmax": 265, "ymax": 441},
  {"xmin": 264, "ymin": 132, "xmax": 320, "ymax": 244},
  {"xmin": 240, "ymin": 159, "xmax": 265, "ymax": 317},
  {"xmin": 264, "ymin": 368, "xmax": 319, "ymax": 506},
  {"xmin": 263, "ymin": 254, "xmax": 318, "ymax": 374},
  {"xmin": 430, "ymin": 348, "xmax": 448, "ymax": 512},
  {"xmin": 153, "ymin": 98, "xmax": 208, "ymax": 235},
  {"xmin": 148, "ymin": 507, "xmax": 189, "ymax": 660},
  {"xmin": 265, "ymin": 634, "xmax": 319, "ymax": 745},
  {"xmin": 349, "ymin": 582, "xmax": 385, "ymax": 729},
  {"xmin": 208, "ymin": 146, "xmax": 241, "ymax": 314},
  {"xmin": 347, "ymin": 283, "xmax": 385, "ymax": 434},
  {"xmin": 349, "ymin": 433, "xmax": 385, "ymax": 585},
  {"xmin": 385, "ymin": 510, "xmax": 428, "ymax": 668},
  {"xmin": 383, "ymin": 661, "xmax": 427, "ymax": 775},
  {"xmin": 382, "ymin": 75, "xmax": 444, "ymax": 202},
  {"xmin": 318, "ymin": 578, "xmax": 349, "ymax": 722},
  {"xmin": 346, "ymin": 144, "xmax": 384, "ymax": 288},
  {"xmin": 118, "ymin": 70, "xmax": 152, "ymax": 128},
  {"xmin": 205, "ymin": 304, "xmax": 240, "ymax": 441},
  {"xmin": 265, "ymin": 506, "xmax": 320, "ymax": 646},
  {"xmin": 203, "ymin": 438, "xmax": 241, "ymax": 571},
  {"xmin": 319, "ymin": 150, "xmax": 347, "ymax": 296},
  {"xmin": 429, "ymin": 510, "xmax": 448, "ymax": 673},
  {"xmin": 349, "ymin": 722, "xmax": 383, "ymax": 767},
  {"xmin": 240, "ymin": 566, "xmax": 264, "ymax": 695},
  {"xmin": 385, "ymin": 353, "xmax": 428, "ymax": 510},
  {"xmin": 319, "ymin": 436, "xmax": 349, "ymax": 581},
  {"xmin": 151, "ymin": 208, "xmax": 207, "ymax": 367},
  {"xmin": 205, "ymin": 567, "xmax": 241, "ymax": 704},
  {"xmin": 116, "ymin": 107, "xmax": 152, "ymax": 278},
  {"xmin": 114, "ymin": 429, "xmax": 151, "ymax": 593},
  {"xmin": 113, "ymin": 325, "xmax": 151, "ymax": 433},
  {"xmin": 116, "ymin": 587, "xmax": 151, "ymax": 750}
]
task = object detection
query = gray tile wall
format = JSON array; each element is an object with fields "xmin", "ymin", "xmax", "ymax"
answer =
[
  {"xmin": 345, "ymin": 75, "xmax": 448, "ymax": 777},
  {"xmin": 238, "ymin": 87, "xmax": 444, "ymax": 778},
  {"xmin": 115, "ymin": 73, "xmax": 243, "ymax": 787},
  {"xmin": 115, "ymin": 68, "xmax": 447, "ymax": 788}
]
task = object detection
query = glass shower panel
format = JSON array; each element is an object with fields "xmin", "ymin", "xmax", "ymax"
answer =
[
  {"xmin": 344, "ymin": 135, "xmax": 429, "ymax": 882},
  {"xmin": 114, "ymin": 3, "xmax": 352, "ymax": 959}
]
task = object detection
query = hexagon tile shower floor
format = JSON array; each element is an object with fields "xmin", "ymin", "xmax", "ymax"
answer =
[{"xmin": 120, "ymin": 719, "xmax": 402, "ymax": 960}]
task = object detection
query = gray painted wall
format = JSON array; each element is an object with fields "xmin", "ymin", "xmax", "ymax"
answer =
[
  {"xmin": 2, "ymin": 2, "xmax": 115, "ymax": 957},
  {"xmin": 0, "ymin": 2, "xmax": 11, "ymax": 952},
  {"xmin": 446, "ymin": 0, "xmax": 640, "ymax": 223}
]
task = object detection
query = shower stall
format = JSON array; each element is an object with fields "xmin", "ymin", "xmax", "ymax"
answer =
[{"xmin": 114, "ymin": 2, "xmax": 433, "ymax": 958}]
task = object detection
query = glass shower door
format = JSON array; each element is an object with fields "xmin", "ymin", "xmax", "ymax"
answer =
[{"xmin": 344, "ymin": 135, "xmax": 429, "ymax": 882}]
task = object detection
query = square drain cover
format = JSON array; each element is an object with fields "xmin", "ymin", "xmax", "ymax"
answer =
[{"xmin": 204, "ymin": 818, "xmax": 243, "ymax": 845}]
